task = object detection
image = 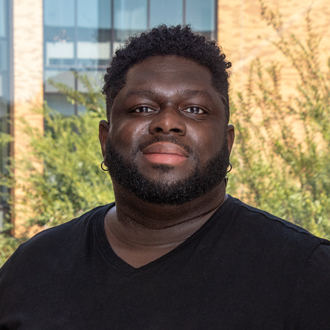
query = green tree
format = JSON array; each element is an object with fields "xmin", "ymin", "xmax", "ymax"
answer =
[
  {"xmin": 1, "ymin": 3, "xmax": 330, "ymax": 266},
  {"xmin": 227, "ymin": 2, "xmax": 330, "ymax": 239},
  {"xmin": 0, "ymin": 75, "xmax": 114, "ymax": 266}
]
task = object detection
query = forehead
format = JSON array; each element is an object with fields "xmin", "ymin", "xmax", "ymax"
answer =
[
  {"xmin": 123, "ymin": 55, "xmax": 216, "ymax": 96},
  {"xmin": 128, "ymin": 55, "xmax": 211, "ymax": 77}
]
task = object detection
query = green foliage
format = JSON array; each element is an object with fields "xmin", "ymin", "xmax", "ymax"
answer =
[
  {"xmin": 0, "ymin": 75, "xmax": 114, "ymax": 266},
  {"xmin": 1, "ymin": 3, "xmax": 330, "ymax": 266},
  {"xmin": 227, "ymin": 2, "xmax": 330, "ymax": 239},
  {"xmin": 0, "ymin": 224, "xmax": 25, "ymax": 267},
  {"xmin": 19, "ymin": 108, "xmax": 113, "ymax": 227}
]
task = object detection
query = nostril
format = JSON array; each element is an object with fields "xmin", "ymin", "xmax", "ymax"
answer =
[
  {"xmin": 172, "ymin": 128, "xmax": 182, "ymax": 134},
  {"xmin": 152, "ymin": 127, "xmax": 183, "ymax": 135}
]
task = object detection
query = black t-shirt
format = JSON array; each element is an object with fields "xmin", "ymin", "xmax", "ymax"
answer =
[{"xmin": 1, "ymin": 195, "xmax": 330, "ymax": 330}]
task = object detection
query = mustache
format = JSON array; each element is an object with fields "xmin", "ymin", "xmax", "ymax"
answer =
[{"xmin": 138, "ymin": 135, "xmax": 193, "ymax": 155}]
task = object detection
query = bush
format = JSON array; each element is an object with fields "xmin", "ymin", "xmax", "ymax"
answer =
[
  {"xmin": 227, "ymin": 2, "xmax": 330, "ymax": 239},
  {"xmin": 0, "ymin": 75, "xmax": 114, "ymax": 266},
  {"xmin": 1, "ymin": 3, "xmax": 330, "ymax": 266}
]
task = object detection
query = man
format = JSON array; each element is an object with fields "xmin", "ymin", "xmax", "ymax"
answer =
[{"xmin": 1, "ymin": 25, "xmax": 330, "ymax": 329}]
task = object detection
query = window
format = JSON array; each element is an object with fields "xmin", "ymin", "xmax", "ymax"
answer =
[
  {"xmin": 114, "ymin": 0, "xmax": 147, "ymax": 47},
  {"xmin": 43, "ymin": 0, "xmax": 217, "ymax": 116},
  {"xmin": 150, "ymin": 0, "xmax": 183, "ymax": 28},
  {"xmin": 44, "ymin": 0, "xmax": 111, "ymax": 115},
  {"xmin": 186, "ymin": 0, "xmax": 216, "ymax": 39}
]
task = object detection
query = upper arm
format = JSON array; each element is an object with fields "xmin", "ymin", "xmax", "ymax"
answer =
[{"xmin": 293, "ymin": 243, "xmax": 330, "ymax": 329}]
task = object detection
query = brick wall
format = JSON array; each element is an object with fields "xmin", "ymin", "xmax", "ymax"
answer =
[
  {"xmin": 12, "ymin": 0, "xmax": 43, "ymax": 236},
  {"xmin": 218, "ymin": 0, "xmax": 330, "ymax": 98}
]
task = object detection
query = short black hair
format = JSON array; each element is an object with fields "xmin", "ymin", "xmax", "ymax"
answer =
[{"xmin": 103, "ymin": 25, "xmax": 232, "ymax": 123}]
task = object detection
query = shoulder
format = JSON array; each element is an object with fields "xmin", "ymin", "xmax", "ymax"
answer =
[
  {"xmin": 292, "ymin": 243, "xmax": 330, "ymax": 328},
  {"xmin": 223, "ymin": 195, "xmax": 330, "ymax": 263},
  {"xmin": 0, "ymin": 204, "xmax": 112, "ymax": 274},
  {"xmin": 21, "ymin": 204, "xmax": 109, "ymax": 250},
  {"xmin": 227, "ymin": 195, "xmax": 328, "ymax": 241}
]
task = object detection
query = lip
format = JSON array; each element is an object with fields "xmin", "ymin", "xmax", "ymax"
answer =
[
  {"xmin": 142, "ymin": 142, "xmax": 189, "ymax": 157},
  {"xmin": 142, "ymin": 142, "xmax": 189, "ymax": 165}
]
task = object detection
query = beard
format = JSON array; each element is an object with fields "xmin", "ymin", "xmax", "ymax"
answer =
[{"xmin": 105, "ymin": 135, "xmax": 230, "ymax": 206}]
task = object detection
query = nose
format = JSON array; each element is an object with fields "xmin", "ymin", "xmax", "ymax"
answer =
[{"xmin": 148, "ymin": 107, "xmax": 186, "ymax": 136}]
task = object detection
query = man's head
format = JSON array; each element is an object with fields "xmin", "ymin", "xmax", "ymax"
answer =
[
  {"xmin": 103, "ymin": 25, "xmax": 232, "ymax": 123},
  {"xmin": 100, "ymin": 26, "xmax": 234, "ymax": 206}
]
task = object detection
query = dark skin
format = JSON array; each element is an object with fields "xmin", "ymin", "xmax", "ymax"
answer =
[{"xmin": 99, "ymin": 56, "xmax": 235, "ymax": 268}]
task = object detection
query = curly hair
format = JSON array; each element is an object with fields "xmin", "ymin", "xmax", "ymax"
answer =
[{"xmin": 103, "ymin": 25, "xmax": 232, "ymax": 123}]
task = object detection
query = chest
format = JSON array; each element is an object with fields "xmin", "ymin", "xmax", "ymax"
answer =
[{"xmin": 4, "ymin": 253, "xmax": 296, "ymax": 330}]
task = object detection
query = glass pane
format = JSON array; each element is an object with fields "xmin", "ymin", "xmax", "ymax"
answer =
[
  {"xmin": 0, "ymin": 0, "xmax": 5, "ymax": 37},
  {"xmin": 150, "ymin": 0, "xmax": 183, "ymax": 28},
  {"xmin": 76, "ymin": 44, "xmax": 110, "ymax": 67},
  {"xmin": 0, "ymin": 97, "xmax": 6, "ymax": 116},
  {"xmin": 44, "ymin": 93, "xmax": 75, "ymax": 116},
  {"xmin": 0, "ymin": 98, "xmax": 8, "ymax": 202},
  {"xmin": 114, "ymin": 0, "xmax": 147, "ymax": 44},
  {"xmin": 44, "ymin": 0, "xmax": 74, "ymax": 27},
  {"xmin": 44, "ymin": 70, "xmax": 75, "ymax": 93},
  {"xmin": 78, "ymin": 0, "xmax": 111, "ymax": 29},
  {"xmin": 77, "ymin": 0, "xmax": 111, "ymax": 39},
  {"xmin": 0, "ymin": 0, "xmax": 9, "ymax": 102},
  {"xmin": 44, "ymin": 71, "xmax": 75, "ymax": 114},
  {"xmin": 186, "ymin": 0, "xmax": 215, "ymax": 37},
  {"xmin": 0, "ymin": 73, "xmax": 8, "ymax": 99},
  {"xmin": 45, "ymin": 41, "xmax": 75, "ymax": 67},
  {"xmin": 77, "ymin": 70, "xmax": 104, "ymax": 93},
  {"xmin": 44, "ymin": 0, "xmax": 75, "ymax": 67},
  {"xmin": 77, "ymin": 70, "xmax": 104, "ymax": 114},
  {"xmin": 77, "ymin": 0, "xmax": 111, "ymax": 67},
  {"xmin": 0, "ymin": 40, "xmax": 7, "ymax": 72}
]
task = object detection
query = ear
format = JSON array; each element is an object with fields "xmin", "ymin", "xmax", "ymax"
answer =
[
  {"xmin": 99, "ymin": 120, "xmax": 109, "ymax": 158},
  {"xmin": 226, "ymin": 124, "xmax": 235, "ymax": 155}
]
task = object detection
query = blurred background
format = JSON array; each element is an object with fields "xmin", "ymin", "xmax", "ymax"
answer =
[{"xmin": 1, "ymin": 0, "xmax": 330, "ymax": 263}]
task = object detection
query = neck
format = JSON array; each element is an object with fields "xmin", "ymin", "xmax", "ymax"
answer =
[
  {"xmin": 104, "ymin": 181, "xmax": 227, "ymax": 267},
  {"xmin": 106, "ymin": 181, "xmax": 227, "ymax": 246}
]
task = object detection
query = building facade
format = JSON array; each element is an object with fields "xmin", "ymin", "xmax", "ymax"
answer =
[
  {"xmin": 2, "ymin": 0, "xmax": 330, "ymax": 234},
  {"xmin": 43, "ymin": 0, "xmax": 217, "ymax": 116},
  {"xmin": 2, "ymin": 0, "xmax": 218, "ymax": 234}
]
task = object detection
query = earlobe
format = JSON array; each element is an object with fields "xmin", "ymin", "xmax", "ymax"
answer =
[
  {"xmin": 227, "ymin": 124, "xmax": 235, "ymax": 154},
  {"xmin": 99, "ymin": 120, "xmax": 110, "ymax": 157}
]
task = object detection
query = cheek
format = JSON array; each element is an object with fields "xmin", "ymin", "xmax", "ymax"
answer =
[
  {"xmin": 109, "ymin": 119, "xmax": 148, "ymax": 149},
  {"xmin": 188, "ymin": 123, "xmax": 223, "ymax": 156}
]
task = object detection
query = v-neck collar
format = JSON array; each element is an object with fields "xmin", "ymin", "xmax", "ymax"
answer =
[{"xmin": 94, "ymin": 196, "xmax": 234, "ymax": 275}]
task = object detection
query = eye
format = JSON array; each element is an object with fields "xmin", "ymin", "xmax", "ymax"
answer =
[
  {"xmin": 183, "ymin": 106, "xmax": 205, "ymax": 114},
  {"xmin": 132, "ymin": 106, "xmax": 155, "ymax": 113}
]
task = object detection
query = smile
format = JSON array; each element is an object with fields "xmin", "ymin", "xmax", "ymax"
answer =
[{"xmin": 142, "ymin": 142, "xmax": 189, "ymax": 165}]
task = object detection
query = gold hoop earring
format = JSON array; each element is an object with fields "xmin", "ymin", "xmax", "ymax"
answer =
[{"xmin": 101, "ymin": 161, "xmax": 109, "ymax": 172}]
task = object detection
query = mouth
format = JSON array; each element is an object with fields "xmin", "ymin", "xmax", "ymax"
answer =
[{"xmin": 142, "ymin": 142, "xmax": 189, "ymax": 165}]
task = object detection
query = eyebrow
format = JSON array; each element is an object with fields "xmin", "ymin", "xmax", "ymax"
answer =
[
  {"xmin": 182, "ymin": 89, "xmax": 213, "ymax": 100},
  {"xmin": 125, "ymin": 90, "xmax": 157, "ymax": 99}
]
